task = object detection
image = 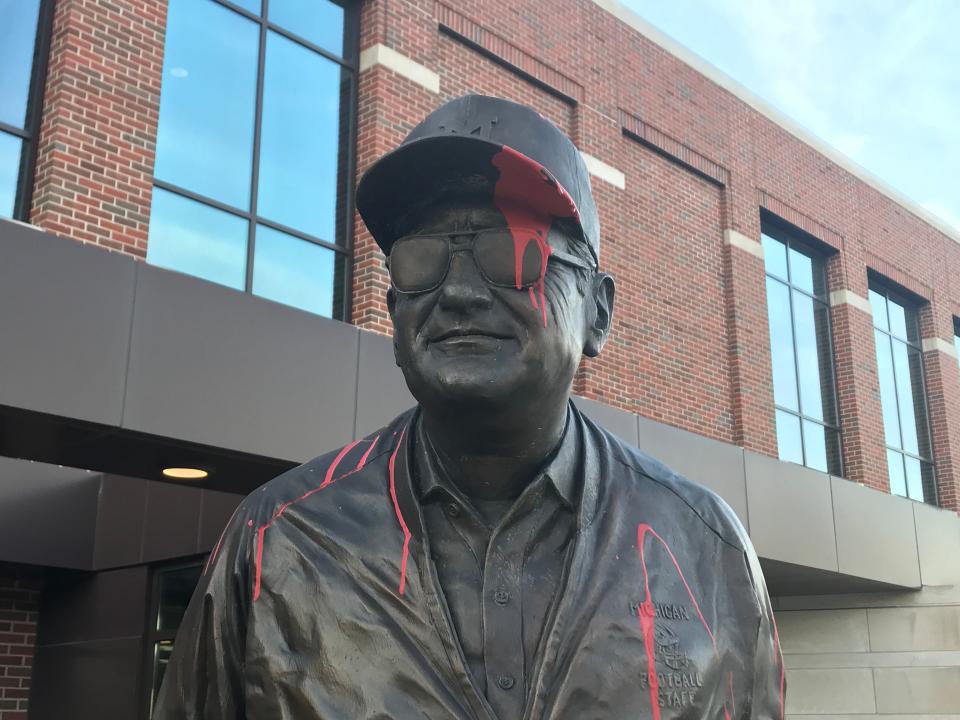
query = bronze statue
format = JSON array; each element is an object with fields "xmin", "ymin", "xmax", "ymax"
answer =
[{"xmin": 156, "ymin": 95, "xmax": 784, "ymax": 719}]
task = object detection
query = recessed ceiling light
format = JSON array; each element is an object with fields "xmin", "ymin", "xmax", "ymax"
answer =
[{"xmin": 162, "ymin": 467, "xmax": 208, "ymax": 480}]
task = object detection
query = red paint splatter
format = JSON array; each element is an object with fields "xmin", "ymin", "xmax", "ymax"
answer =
[
  {"xmin": 251, "ymin": 434, "xmax": 381, "ymax": 602},
  {"xmin": 635, "ymin": 523, "xmax": 725, "ymax": 720},
  {"xmin": 388, "ymin": 426, "xmax": 411, "ymax": 595},
  {"xmin": 356, "ymin": 433, "xmax": 381, "ymax": 468},
  {"xmin": 323, "ymin": 438, "xmax": 364, "ymax": 487},
  {"xmin": 491, "ymin": 146, "xmax": 580, "ymax": 327},
  {"xmin": 203, "ymin": 505, "xmax": 241, "ymax": 575}
]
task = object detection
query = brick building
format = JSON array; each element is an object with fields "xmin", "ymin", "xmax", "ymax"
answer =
[{"xmin": 1, "ymin": 0, "xmax": 959, "ymax": 717}]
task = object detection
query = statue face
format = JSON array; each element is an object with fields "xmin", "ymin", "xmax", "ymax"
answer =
[{"xmin": 388, "ymin": 203, "xmax": 599, "ymax": 416}]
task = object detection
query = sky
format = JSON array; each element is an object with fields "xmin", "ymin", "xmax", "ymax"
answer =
[{"xmin": 621, "ymin": 0, "xmax": 960, "ymax": 233}]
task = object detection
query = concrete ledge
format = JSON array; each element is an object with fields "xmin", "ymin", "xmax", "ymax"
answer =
[
  {"xmin": 581, "ymin": 152, "xmax": 626, "ymax": 189},
  {"xmin": 359, "ymin": 44, "xmax": 440, "ymax": 93},
  {"xmin": 829, "ymin": 288, "xmax": 873, "ymax": 315},
  {"xmin": 724, "ymin": 229, "xmax": 764, "ymax": 259}
]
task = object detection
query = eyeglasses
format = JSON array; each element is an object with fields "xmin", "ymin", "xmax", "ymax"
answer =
[{"xmin": 387, "ymin": 228, "xmax": 595, "ymax": 294}]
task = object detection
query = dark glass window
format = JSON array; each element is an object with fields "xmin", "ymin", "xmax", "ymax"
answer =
[
  {"xmin": 762, "ymin": 222, "xmax": 841, "ymax": 475},
  {"xmin": 146, "ymin": 562, "xmax": 204, "ymax": 718},
  {"xmin": 0, "ymin": 0, "xmax": 51, "ymax": 220},
  {"xmin": 954, "ymin": 318, "xmax": 959, "ymax": 370},
  {"xmin": 148, "ymin": 0, "xmax": 357, "ymax": 319},
  {"xmin": 870, "ymin": 281, "xmax": 936, "ymax": 504}
]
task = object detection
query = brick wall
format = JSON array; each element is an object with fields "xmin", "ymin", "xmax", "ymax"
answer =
[
  {"xmin": 24, "ymin": 0, "xmax": 960, "ymax": 508},
  {"xmin": 0, "ymin": 566, "xmax": 40, "ymax": 720},
  {"xmin": 30, "ymin": 0, "xmax": 166, "ymax": 257}
]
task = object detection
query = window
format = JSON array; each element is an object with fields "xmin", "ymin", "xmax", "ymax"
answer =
[
  {"xmin": 954, "ymin": 318, "xmax": 960, "ymax": 369},
  {"xmin": 870, "ymin": 281, "xmax": 936, "ymax": 504},
  {"xmin": 144, "ymin": 561, "xmax": 204, "ymax": 718},
  {"xmin": 762, "ymin": 221, "xmax": 841, "ymax": 475},
  {"xmin": 148, "ymin": 0, "xmax": 357, "ymax": 319},
  {"xmin": 0, "ymin": 0, "xmax": 52, "ymax": 220}
]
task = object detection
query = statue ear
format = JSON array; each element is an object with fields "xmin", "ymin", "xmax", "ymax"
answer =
[{"xmin": 583, "ymin": 272, "xmax": 615, "ymax": 358}]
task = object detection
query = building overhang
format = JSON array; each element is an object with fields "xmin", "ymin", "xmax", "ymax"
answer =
[{"xmin": 1, "ymin": 219, "xmax": 957, "ymax": 592}]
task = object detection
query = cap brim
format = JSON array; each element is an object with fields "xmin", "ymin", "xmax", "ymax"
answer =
[{"xmin": 357, "ymin": 134, "xmax": 544, "ymax": 255}]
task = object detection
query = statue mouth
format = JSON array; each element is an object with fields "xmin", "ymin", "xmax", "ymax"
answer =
[{"xmin": 429, "ymin": 328, "xmax": 513, "ymax": 343}]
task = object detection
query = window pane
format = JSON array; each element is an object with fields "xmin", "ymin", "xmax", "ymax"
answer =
[
  {"xmin": 0, "ymin": 0, "xmax": 41, "ymax": 129},
  {"xmin": 954, "ymin": 325, "xmax": 960, "ymax": 366},
  {"xmin": 258, "ymin": 32, "xmax": 346, "ymax": 241},
  {"xmin": 762, "ymin": 233, "xmax": 788, "ymax": 280},
  {"xmin": 824, "ymin": 427, "xmax": 842, "ymax": 476},
  {"xmin": 0, "ymin": 131, "xmax": 23, "ymax": 219},
  {"xmin": 776, "ymin": 410, "xmax": 803, "ymax": 465},
  {"xmin": 903, "ymin": 455, "xmax": 924, "ymax": 503},
  {"xmin": 920, "ymin": 462, "xmax": 937, "ymax": 506},
  {"xmin": 150, "ymin": 641, "xmax": 174, "ymax": 718},
  {"xmin": 802, "ymin": 420, "xmax": 828, "ymax": 473},
  {"xmin": 147, "ymin": 188, "xmax": 248, "ymax": 289},
  {"xmin": 887, "ymin": 296, "xmax": 909, "ymax": 341},
  {"xmin": 253, "ymin": 225, "xmax": 336, "ymax": 316},
  {"xmin": 793, "ymin": 291, "xmax": 830, "ymax": 422},
  {"xmin": 766, "ymin": 278, "xmax": 799, "ymax": 411},
  {"xmin": 892, "ymin": 340, "xmax": 920, "ymax": 456},
  {"xmin": 875, "ymin": 329, "xmax": 902, "ymax": 449},
  {"xmin": 157, "ymin": 565, "xmax": 203, "ymax": 632},
  {"xmin": 870, "ymin": 289, "xmax": 888, "ymax": 331},
  {"xmin": 886, "ymin": 449, "xmax": 907, "ymax": 498},
  {"xmin": 154, "ymin": 0, "xmax": 258, "ymax": 208},
  {"xmin": 787, "ymin": 244, "xmax": 816, "ymax": 295},
  {"xmin": 269, "ymin": 0, "xmax": 345, "ymax": 57}
]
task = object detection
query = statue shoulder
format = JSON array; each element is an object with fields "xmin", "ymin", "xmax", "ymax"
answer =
[{"xmin": 589, "ymin": 418, "xmax": 750, "ymax": 553}]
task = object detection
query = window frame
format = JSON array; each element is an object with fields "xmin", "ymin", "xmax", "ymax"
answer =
[
  {"xmin": 868, "ymin": 275, "xmax": 937, "ymax": 505},
  {"xmin": 1, "ymin": 0, "xmax": 54, "ymax": 221},
  {"xmin": 151, "ymin": 0, "xmax": 360, "ymax": 321},
  {"xmin": 761, "ymin": 214, "xmax": 843, "ymax": 476},
  {"xmin": 141, "ymin": 557, "xmax": 207, "ymax": 720}
]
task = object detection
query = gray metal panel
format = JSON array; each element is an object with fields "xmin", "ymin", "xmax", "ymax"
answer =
[
  {"xmin": 93, "ymin": 475, "xmax": 147, "ymax": 569},
  {"xmin": 636, "ymin": 415, "xmax": 748, "ymax": 527},
  {"xmin": 142, "ymin": 480, "xmax": 203, "ymax": 562},
  {"xmin": 913, "ymin": 501, "xmax": 960, "ymax": 586},
  {"xmin": 0, "ymin": 220, "xmax": 135, "ymax": 425},
  {"xmin": 199, "ymin": 489, "xmax": 244, "ymax": 551},
  {"xmin": 0, "ymin": 456, "xmax": 100, "ymax": 569},
  {"xmin": 744, "ymin": 452, "xmax": 838, "ymax": 572},
  {"xmin": 124, "ymin": 263, "xmax": 361, "ymax": 463},
  {"xmin": 573, "ymin": 396, "xmax": 640, "ymax": 445},
  {"xmin": 831, "ymin": 476, "xmax": 921, "ymax": 588},
  {"xmin": 354, "ymin": 329, "xmax": 414, "ymax": 438},
  {"xmin": 37, "ymin": 566, "xmax": 149, "ymax": 645},
  {"xmin": 30, "ymin": 637, "xmax": 144, "ymax": 720}
]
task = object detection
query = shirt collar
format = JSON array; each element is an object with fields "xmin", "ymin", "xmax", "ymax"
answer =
[{"xmin": 413, "ymin": 405, "xmax": 581, "ymax": 511}]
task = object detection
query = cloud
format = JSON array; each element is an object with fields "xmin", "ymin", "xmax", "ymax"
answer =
[{"xmin": 920, "ymin": 201, "xmax": 960, "ymax": 234}]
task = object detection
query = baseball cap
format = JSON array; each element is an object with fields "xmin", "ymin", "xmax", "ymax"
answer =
[{"xmin": 356, "ymin": 94, "xmax": 599, "ymax": 267}]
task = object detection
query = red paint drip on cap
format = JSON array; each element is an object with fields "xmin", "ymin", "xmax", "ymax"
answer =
[{"xmin": 491, "ymin": 146, "xmax": 580, "ymax": 327}]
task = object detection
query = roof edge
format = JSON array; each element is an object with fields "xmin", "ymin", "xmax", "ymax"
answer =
[{"xmin": 592, "ymin": 0, "xmax": 960, "ymax": 245}]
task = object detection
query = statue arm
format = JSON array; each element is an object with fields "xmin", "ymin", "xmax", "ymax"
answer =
[{"xmin": 153, "ymin": 499, "xmax": 258, "ymax": 719}]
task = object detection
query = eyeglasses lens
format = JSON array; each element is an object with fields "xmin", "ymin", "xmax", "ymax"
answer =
[{"xmin": 389, "ymin": 230, "xmax": 546, "ymax": 292}]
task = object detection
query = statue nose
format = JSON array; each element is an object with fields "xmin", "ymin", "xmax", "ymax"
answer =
[{"xmin": 437, "ymin": 250, "xmax": 493, "ymax": 311}]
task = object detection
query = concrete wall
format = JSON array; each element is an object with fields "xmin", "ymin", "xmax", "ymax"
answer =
[{"xmin": 778, "ymin": 583, "xmax": 960, "ymax": 718}]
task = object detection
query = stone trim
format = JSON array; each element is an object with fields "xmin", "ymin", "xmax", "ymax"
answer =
[
  {"xmin": 829, "ymin": 289, "xmax": 873, "ymax": 316},
  {"xmin": 922, "ymin": 337, "xmax": 959, "ymax": 358},
  {"xmin": 581, "ymin": 152, "xmax": 626, "ymax": 189},
  {"xmin": 724, "ymin": 229, "xmax": 764, "ymax": 259},
  {"xmin": 359, "ymin": 44, "xmax": 440, "ymax": 94}
]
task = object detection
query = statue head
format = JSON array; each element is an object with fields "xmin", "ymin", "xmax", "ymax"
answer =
[{"xmin": 357, "ymin": 95, "xmax": 615, "ymax": 420}]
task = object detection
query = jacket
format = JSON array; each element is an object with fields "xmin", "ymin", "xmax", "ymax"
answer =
[{"xmin": 155, "ymin": 403, "xmax": 784, "ymax": 719}]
